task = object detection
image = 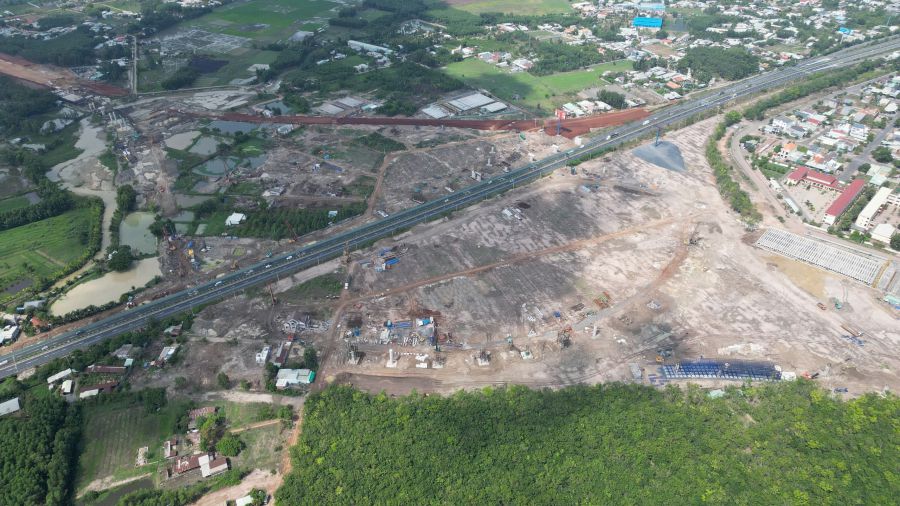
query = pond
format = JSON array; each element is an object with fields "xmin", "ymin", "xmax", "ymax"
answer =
[
  {"xmin": 50, "ymin": 258, "xmax": 162, "ymax": 315},
  {"xmin": 194, "ymin": 156, "xmax": 240, "ymax": 176},
  {"xmin": 164, "ymin": 130, "xmax": 200, "ymax": 151},
  {"xmin": 188, "ymin": 136, "xmax": 220, "ymax": 156},
  {"xmin": 208, "ymin": 120, "xmax": 256, "ymax": 135},
  {"xmin": 118, "ymin": 212, "xmax": 158, "ymax": 255}
]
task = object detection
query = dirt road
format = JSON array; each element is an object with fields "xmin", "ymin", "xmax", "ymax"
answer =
[{"xmin": 189, "ymin": 469, "xmax": 281, "ymax": 506}]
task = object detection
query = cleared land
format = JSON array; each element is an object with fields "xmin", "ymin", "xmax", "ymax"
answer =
[
  {"xmin": 0, "ymin": 206, "xmax": 96, "ymax": 295},
  {"xmin": 444, "ymin": 59, "xmax": 633, "ymax": 111}
]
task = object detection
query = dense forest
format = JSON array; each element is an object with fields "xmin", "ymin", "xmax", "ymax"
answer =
[
  {"xmin": 0, "ymin": 396, "xmax": 82, "ymax": 506},
  {"xmin": 0, "ymin": 77, "xmax": 58, "ymax": 134},
  {"xmin": 0, "ymin": 28, "xmax": 98, "ymax": 67},
  {"xmin": 677, "ymin": 47, "xmax": 759, "ymax": 82},
  {"xmin": 278, "ymin": 382, "xmax": 898, "ymax": 505}
]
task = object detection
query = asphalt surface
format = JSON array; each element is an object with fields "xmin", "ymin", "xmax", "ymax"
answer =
[{"xmin": 2, "ymin": 38, "xmax": 899, "ymax": 379}]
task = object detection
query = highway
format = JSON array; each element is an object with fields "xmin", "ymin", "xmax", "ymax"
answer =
[{"xmin": 1, "ymin": 37, "xmax": 898, "ymax": 379}]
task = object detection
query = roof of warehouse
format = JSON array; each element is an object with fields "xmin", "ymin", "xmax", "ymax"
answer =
[{"xmin": 447, "ymin": 93, "xmax": 494, "ymax": 111}]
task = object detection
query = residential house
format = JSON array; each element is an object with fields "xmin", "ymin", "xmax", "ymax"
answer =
[{"xmin": 199, "ymin": 453, "xmax": 229, "ymax": 477}]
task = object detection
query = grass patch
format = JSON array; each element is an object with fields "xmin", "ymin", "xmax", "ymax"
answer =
[
  {"xmin": 354, "ymin": 132, "xmax": 406, "ymax": 153},
  {"xmin": 455, "ymin": 0, "xmax": 573, "ymax": 15},
  {"xmin": 198, "ymin": 401, "xmax": 277, "ymax": 428},
  {"xmin": 0, "ymin": 206, "xmax": 96, "ymax": 294},
  {"xmin": 193, "ymin": 0, "xmax": 338, "ymax": 41},
  {"xmin": 98, "ymin": 149, "xmax": 118, "ymax": 174},
  {"xmin": 443, "ymin": 59, "xmax": 632, "ymax": 112},
  {"xmin": 282, "ymin": 272, "xmax": 343, "ymax": 301},
  {"xmin": 226, "ymin": 181, "xmax": 262, "ymax": 196},
  {"xmin": 76, "ymin": 398, "xmax": 192, "ymax": 490},
  {"xmin": 344, "ymin": 175, "xmax": 376, "ymax": 198},
  {"xmin": 230, "ymin": 424, "xmax": 285, "ymax": 472},
  {"xmin": 0, "ymin": 194, "xmax": 32, "ymax": 213}
]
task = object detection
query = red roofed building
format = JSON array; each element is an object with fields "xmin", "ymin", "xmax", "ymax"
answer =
[
  {"xmin": 173, "ymin": 454, "xmax": 201, "ymax": 474},
  {"xmin": 824, "ymin": 179, "xmax": 866, "ymax": 225},
  {"xmin": 785, "ymin": 167, "xmax": 840, "ymax": 190}
]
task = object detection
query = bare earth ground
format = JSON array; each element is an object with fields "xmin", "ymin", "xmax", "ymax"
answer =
[{"xmin": 309, "ymin": 117, "xmax": 898, "ymax": 396}]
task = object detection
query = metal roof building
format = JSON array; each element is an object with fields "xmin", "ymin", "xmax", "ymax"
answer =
[{"xmin": 633, "ymin": 17, "xmax": 663, "ymax": 29}]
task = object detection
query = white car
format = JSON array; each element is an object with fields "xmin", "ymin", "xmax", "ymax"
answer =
[
  {"xmin": 286, "ymin": 255, "xmax": 293, "ymax": 260},
  {"xmin": 214, "ymin": 281, "xmax": 223, "ymax": 287},
  {"xmin": 642, "ymin": 120, "xmax": 650, "ymax": 126},
  {"xmin": 265, "ymin": 264, "xmax": 272, "ymax": 269}
]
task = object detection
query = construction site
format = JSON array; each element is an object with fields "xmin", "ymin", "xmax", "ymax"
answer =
[{"xmin": 122, "ymin": 116, "xmax": 898, "ymax": 398}]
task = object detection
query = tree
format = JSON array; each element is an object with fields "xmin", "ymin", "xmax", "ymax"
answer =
[
  {"xmin": 724, "ymin": 110, "xmax": 742, "ymax": 126},
  {"xmin": 116, "ymin": 185, "xmax": 137, "ymax": 213},
  {"xmin": 858, "ymin": 162, "xmax": 871, "ymax": 173},
  {"xmin": 656, "ymin": 29, "xmax": 669, "ymax": 39},
  {"xmin": 249, "ymin": 489, "xmax": 267, "ymax": 506},
  {"xmin": 174, "ymin": 376, "xmax": 188, "ymax": 390},
  {"xmin": 872, "ymin": 146, "xmax": 893, "ymax": 163},
  {"xmin": 597, "ymin": 90, "xmax": 627, "ymax": 109},
  {"xmin": 303, "ymin": 347, "xmax": 318, "ymax": 371},
  {"xmin": 215, "ymin": 433, "xmax": 243, "ymax": 456},
  {"xmin": 108, "ymin": 245, "xmax": 134, "ymax": 272},
  {"xmin": 216, "ymin": 372, "xmax": 230, "ymax": 389},
  {"xmin": 890, "ymin": 233, "xmax": 900, "ymax": 250}
]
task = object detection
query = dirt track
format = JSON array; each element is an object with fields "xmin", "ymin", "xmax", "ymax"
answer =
[
  {"xmin": 211, "ymin": 108, "xmax": 649, "ymax": 138},
  {"xmin": 0, "ymin": 53, "xmax": 128, "ymax": 97}
]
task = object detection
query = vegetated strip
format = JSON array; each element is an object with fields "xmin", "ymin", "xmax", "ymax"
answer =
[{"xmin": 276, "ymin": 384, "xmax": 898, "ymax": 505}]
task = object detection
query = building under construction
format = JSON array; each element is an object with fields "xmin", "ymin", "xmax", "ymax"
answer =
[{"xmin": 662, "ymin": 359, "xmax": 781, "ymax": 381}]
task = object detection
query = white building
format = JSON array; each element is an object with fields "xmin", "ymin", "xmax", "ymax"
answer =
[
  {"xmin": 47, "ymin": 368, "xmax": 73, "ymax": 385},
  {"xmin": 0, "ymin": 397, "xmax": 20, "ymax": 416},
  {"xmin": 348, "ymin": 40, "xmax": 392, "ymax": 55},
  {"xmin": 225, "ymin": 212, "xmax": 246, "ymax": 226},
  {"xmin": 855, "ymin": 187, "xmax": 899, "ymax": 230},
  {"xmin": 275, "ymin": 368, "xmax": 315, "ymax": 388},
  {"xmin": 0, "ymin": 324, "xmax": 19, "ymax": 345},
  {"xmin": 255, "ymin": 346, "xmax": 270, "ymax": 365},
  {"xmin": 199, "ymin": 453, "xmax": 229, "ymax": 477},
  {"xmin": 871, "ymin": 223, "xmax": 896, "ymax": 245}
]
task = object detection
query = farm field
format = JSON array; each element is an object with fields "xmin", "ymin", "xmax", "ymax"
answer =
[
  {"xmin": 451, "ymin": 0, "xmax": 573, "ymax": 15},
  {"xmin": 0, "ymin": 206, "xmax": 96, "ymax": 296},
  {"xmin": 191, "ymin": 0, "xmax": 339, "ymax": 41},
  {"xmin": 443, "ymin": 59, "xmax": 633, "ymax": 112},
  {"xmin": 76, "ymin": 399, "xmax": 192, "ymax": 490}
]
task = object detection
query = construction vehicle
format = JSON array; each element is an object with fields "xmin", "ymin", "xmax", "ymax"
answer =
[{"xmin": 557, "ymin": 325, "xmax": 572, "ymax": 348}]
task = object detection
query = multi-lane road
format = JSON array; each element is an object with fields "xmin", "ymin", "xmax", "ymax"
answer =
[{"xmin": 2, "ymin": 37, "xmax": 898, "ymax": 379}]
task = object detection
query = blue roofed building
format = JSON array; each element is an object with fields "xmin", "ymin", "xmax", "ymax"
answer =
[{"xmin": 633, "ymin": 17, "xmax": 663, "ymax": 29}]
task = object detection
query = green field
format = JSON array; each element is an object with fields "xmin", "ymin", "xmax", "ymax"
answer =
[
  {"xmin": 455, "ymin": 0, "xmax": 573, "ymax": 15},
  {"xmin": 443, "ymin": 59, "xmax": 633, "ymax": 112},
  {"xmin": 76, "ymin": 399, "xmax": 191, "ymax": 490},
  {"xmin": 194, "ymin": 0, "xmax": 339, "ymax": 40},
  {"xmin": 231, "ymin": 424, "xmax": 286, "ymax": 472},
  {"xmin": 0, "ymin": 207, "xmax": 96, "ymax": 295},
  {"xmin": 0, "ymin": 194, "xmax": 32, "ymax": 213}
]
